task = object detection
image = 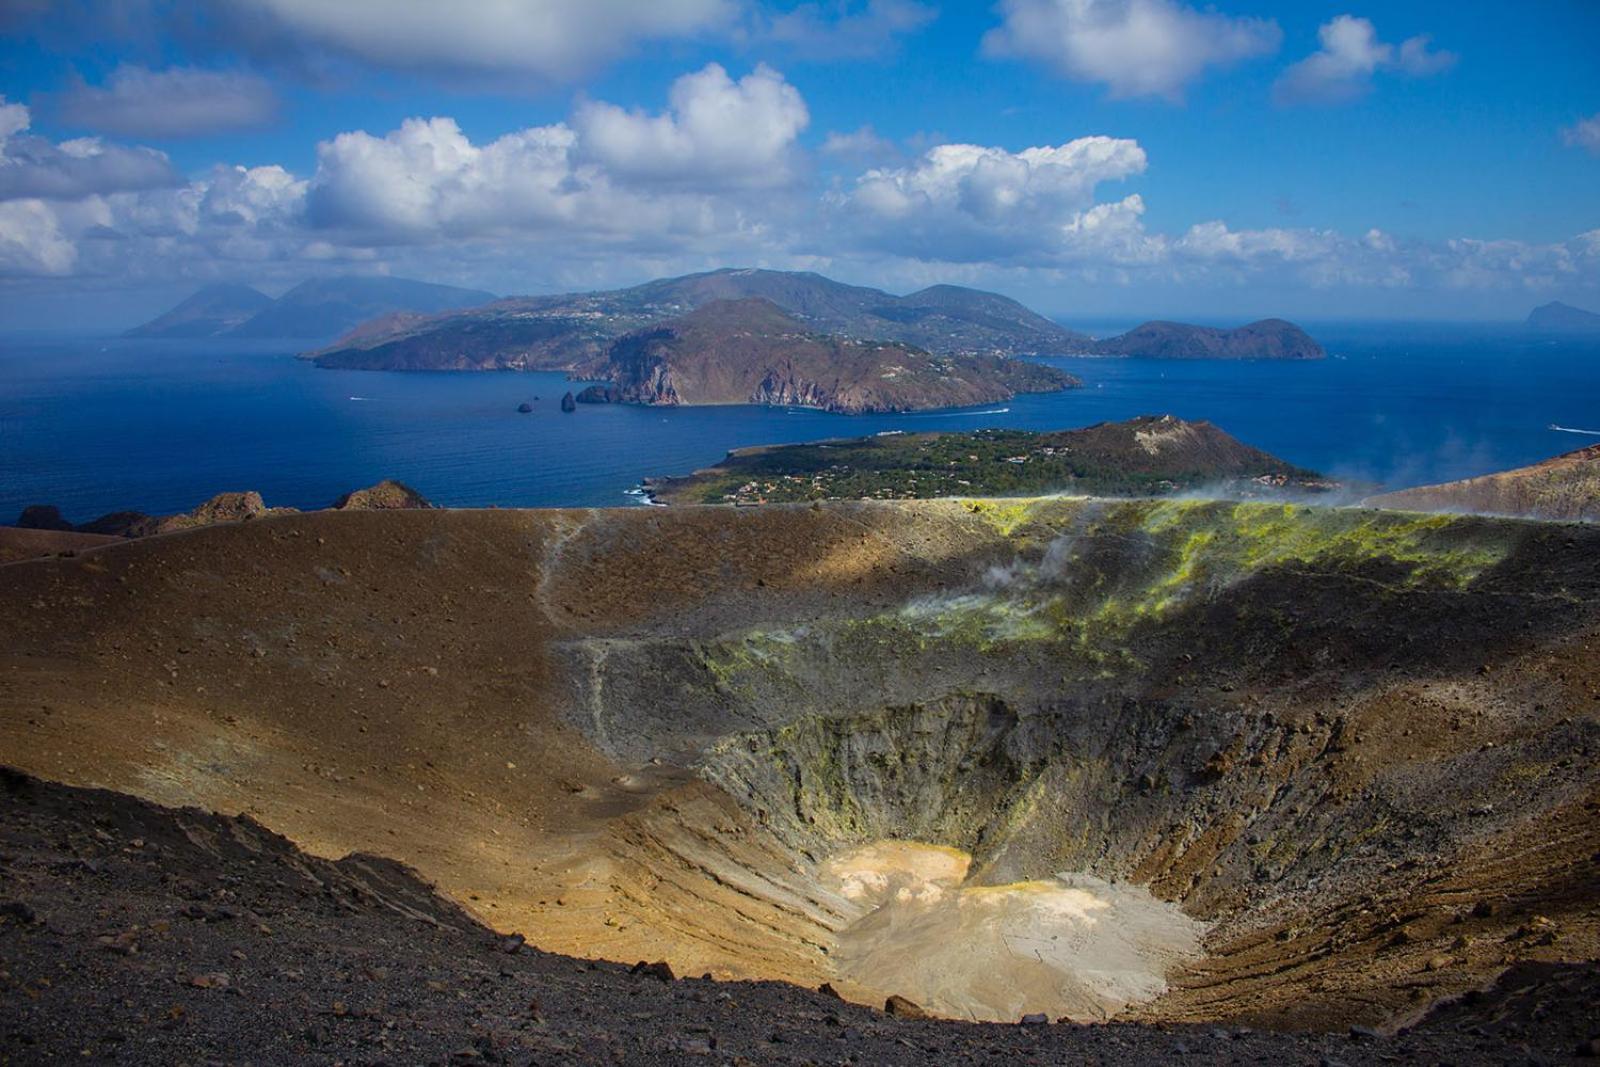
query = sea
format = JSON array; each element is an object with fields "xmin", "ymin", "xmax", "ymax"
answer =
[{"xmin": 2, "ymin": 321, "xmax": 1597, "ymax": 523}]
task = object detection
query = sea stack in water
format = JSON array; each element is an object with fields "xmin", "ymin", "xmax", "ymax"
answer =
[
  {"xmin": 560, "ymin": 391, "xmax": 577, "ymax": 413},
  {"xmin": 517, "ymin": 402, "xmax": 533, "ymax": 414}
]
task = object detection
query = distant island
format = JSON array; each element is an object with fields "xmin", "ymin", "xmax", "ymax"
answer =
[
  {"xmin": 1365, "ymin": 443, "xmax": 1600, "ymax": 522},
  {"xmin": 308, "ymin": 267, "xmax": 1090, "ymax": 372},
  {"xmin": 126, "ymin": 276, "xmax": 496, "ymax": 342},
  {"xmin": 1086, "ymin": 319, "xmax": 1325, "ymax": 360},
  {"xmin": 123, "ymin": 283, "xmax": 274, "ymax": 339},
  {"xmin": 1526, "ymin": 301, "xmax": 1600, "ymax": 334},
  {"xmin": 566, "ymin": 298, "xmax": 1075, "ymax": 414},
  {"xmin": 644, "ymin": 415, "xmax": 1336, "ymax": 505}
]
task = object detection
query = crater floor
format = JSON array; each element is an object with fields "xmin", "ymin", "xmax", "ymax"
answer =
[{"xmin": 822, "ymin": 840, "xmax": 1207, "ymax": 1022}]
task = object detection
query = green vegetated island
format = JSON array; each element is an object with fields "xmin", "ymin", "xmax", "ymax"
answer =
[{"xmin": 645, "ymin": 414, "xmax": 1339, "ymax": 505}]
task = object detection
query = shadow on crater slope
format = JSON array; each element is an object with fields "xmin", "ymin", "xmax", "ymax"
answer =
[{"xmin": 1, "ymin": 498, "xmax": 1597, "ymax": 1030}]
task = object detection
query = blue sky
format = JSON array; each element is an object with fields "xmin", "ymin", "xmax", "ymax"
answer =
[{"xmin": 1, "ymin": 0, "xmax": 1597, "ymax": 327}]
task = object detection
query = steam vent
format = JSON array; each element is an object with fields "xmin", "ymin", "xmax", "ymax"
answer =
[{"xmin": 4, "ymin": 498, "xmax": 1599, "ymax": 1057}]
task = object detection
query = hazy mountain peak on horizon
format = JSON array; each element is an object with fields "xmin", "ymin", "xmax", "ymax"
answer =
[
  {"xmin": 123, "ymin": 283, "xmax": 272, "ymax": 339},
  {"xmin": 1527, "ymin": 300, "xmax": 1600, "ymax": 334},
  {"xmin": 127, "ymin": 275, "xmax": 497, "ymax": 342}
]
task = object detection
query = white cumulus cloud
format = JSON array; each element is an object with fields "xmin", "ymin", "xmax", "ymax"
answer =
[
  {"xmin": 836, "ymin": 136, "xmax": 1148, "ymax": 261},
  {"xmin": 982, "ymin": 0, "xmax": 1281, "ymax": 101},
  {"xmin": 58, "ymin": 65, "xmax": 279, "ymax": 138},
  {"xmin": 574, "ymin": 64, "xmax": 809, "ymax": 189},
  {"xmin": 307, "ymin": 117, "xmax": 590, "ymax": 236},
  {"xmin": 300, "ymin": 66, "xmax": 812, "ymax": 246},
  {"xmin": 1274, "ymin": 15, "xmax": 1455, "ymax": 106}
]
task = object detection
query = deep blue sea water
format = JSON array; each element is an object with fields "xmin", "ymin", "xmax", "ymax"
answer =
[{"xmin": 2, "ymin": 322, "xmax": 1597, "ymax": 523}]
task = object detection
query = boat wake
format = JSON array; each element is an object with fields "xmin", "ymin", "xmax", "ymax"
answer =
[
  {"xmin": 906, "ymin": 406, "xmax": 1011, "ymax": 418},
  {"xmin": 1549, "ymin": 424, "xmax": 1600, "ymax": 437}
]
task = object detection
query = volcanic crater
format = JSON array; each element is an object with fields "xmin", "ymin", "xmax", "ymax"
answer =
[{"xmin": 3, "ymin": 498, "xmax": 1597, "ymax": 1041}]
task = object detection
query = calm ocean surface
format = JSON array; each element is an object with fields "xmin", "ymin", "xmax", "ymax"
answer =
[{"xmin": 2, "ymin": 322, "xmax": 1597, "ymax": 522}]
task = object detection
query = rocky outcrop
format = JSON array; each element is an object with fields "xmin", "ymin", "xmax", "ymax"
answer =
[
  {"xmin": 575, "ymin": 384, "xmax": 624, "ymax": 404},
  {"xmin": 16, "ymin": 503, "xmax": 159, "ymax": 538},
  {"xmin": 1090, "ymin": 319, "xmax": 1324, "ymax": 360},
  {"xmin": 73, "ymin": 511, "xmax": 157, "ymax": 537},
  {"xmin": 153, "ymin": 491, "xmax": 297, "ymax": 533},
  {"xmin": 331, "ymin": 480, "xmax": 432, "ymax": 511},
  {"xmin": 560, "ymin": 391, "xmax": 577, "ymax": 412},
  {"xmin": 8, "ymin": 481, "xmax": 436, "ymax": 540},
  {"xmin": 1365, "ymin": 443, "xmax": 1600, "ymax": 520},
  {"xmin": 16, "ymin": 504, "xmax": 73, "ymax": 531}
]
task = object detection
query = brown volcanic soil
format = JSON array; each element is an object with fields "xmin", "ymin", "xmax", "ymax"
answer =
[
  {"xmin": 1366, "ymin": 444, "xmax": 1600, "ymax": 521},
  {"xmin": 4, "ymin": 769, "xmax": 1597, "ymax": 1065},
  {"xmin": 0, "ymin": 526, "xmax": 120, "ymax": 564},
  {"xmin": 1, "ymin": 500, "xmax": 1598, "ymax": 1045}
]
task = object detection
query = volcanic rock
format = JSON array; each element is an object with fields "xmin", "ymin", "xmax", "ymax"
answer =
[
  {"xmin": 331, "ymin": 479, "xmax": 432, "ymax": 511},
  {"xmin": 16, "ymin": 505, "xmax": 73, "ymax": 531},
  {"xmin": 885, "ymin": 995, "xmax": 929, "ymax": 1020}
]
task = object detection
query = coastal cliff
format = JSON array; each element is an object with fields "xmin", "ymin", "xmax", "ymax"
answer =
[{"xmin": 585, "ymin": 298, "xmax": 1076, "ymax": 414}]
